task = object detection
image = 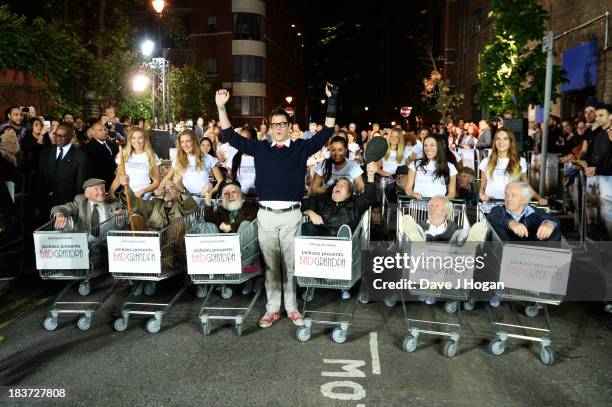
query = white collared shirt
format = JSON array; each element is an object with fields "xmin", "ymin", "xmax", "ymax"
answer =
[
  {"xmin": 89, "ymin": 201, "xmax": 108, "ymax": 225},
  {"xmin": 271, "ymin": 139, "xmax": 291, "ymax": 148},
  {"xmin": 425, "ymin": 220, "xmax": 448, "ymax": 237},
  {"xmin": 56, "ymin": 142, "xmax": 73, "ymax": 159}
]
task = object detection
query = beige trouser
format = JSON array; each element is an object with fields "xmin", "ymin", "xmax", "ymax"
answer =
[{"xmin": 257, "ymin": 208, "xmax": 302, "ymax": 313}]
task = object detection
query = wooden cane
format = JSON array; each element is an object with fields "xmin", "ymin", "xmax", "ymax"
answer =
[{"xmin": 118, "ymin": 144, "xmax": 136, "ymax": 232}]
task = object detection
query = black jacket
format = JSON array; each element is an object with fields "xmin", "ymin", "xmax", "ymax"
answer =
[
  {"xmin": 81, "ymin": 139, "xmax": 118, "ymax": 187},
  {"xmin": 302, "ymin": 182, "xmax": 376, "ymax": 236},
  {"xmin": 37, "ymin": 144, "xmax": 90, "ymax": 218}
]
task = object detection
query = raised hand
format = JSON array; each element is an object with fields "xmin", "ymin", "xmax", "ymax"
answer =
[{"xmin": 216, "ymin": 89, "xmax": 230, "ymax": 107}]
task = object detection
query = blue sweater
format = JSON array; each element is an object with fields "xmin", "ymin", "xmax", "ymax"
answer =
[{"xmin": 220, "ymin": 126, "xmax": 334, "ymax": 202}]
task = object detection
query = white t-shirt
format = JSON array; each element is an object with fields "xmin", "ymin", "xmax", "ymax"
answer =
[
  {"xmin": 172, "ymin": 154, "xmax": 210, "ymax": 194},
  {"xmin": 204, "ymin": 154, "xmax": 219, "ymax": 172},
  {"xmin": 217, "ymin": 143, "xmax": 238, "ymax": 168},
  {"xmin": 381, "ymin": 149, "xmax": 411, "ymax": 175},
  {"xmin": 235, "ymin": 155, "xmax": 256, "ymax": 193},
  {"xmin": 479, "ymin": 156, "xmax": 527, "ymax": 200},
  {"xmin": 409, "ymin": 160, "xmax": 458, "ymax": 197},
  {"xmin": 115, "ymin": 152, "xmax": 161, "ymax": 193},
  {"xmin": 315, "ymin": 159, "xmax": 363, "ymax": 187},
  {"xmin": 412, "ymin": 143, "xmax": 424, "ymax": 160}
]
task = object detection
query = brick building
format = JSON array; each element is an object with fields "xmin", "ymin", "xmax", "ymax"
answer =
[
  {"xmin": 438, "ymin": 0, "xmax": 610, "ymax": 121},
  {"xmin": 188, "ymin": 0, "xmax": 307, "ymax": 126}
]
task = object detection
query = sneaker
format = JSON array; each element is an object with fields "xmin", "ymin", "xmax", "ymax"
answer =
[
  {"xmin": 287, "ymin": 311, "xmax": 305, "ymax": 326},
  {"xmin": 259, "ymin": 312, "xmax": 281, "ymax": 328},
  {"xmin": 402, "ymin": 215, "xmax": 425, "ymax": 242},
  {"xmin": 340, "ymin": 289, "xmax": 351, "ymax": 300}
]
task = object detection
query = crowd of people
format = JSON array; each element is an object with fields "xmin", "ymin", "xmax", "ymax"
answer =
[{"xmin": 1, "ymin": 85, "xmax": 611, "ymax": 328}]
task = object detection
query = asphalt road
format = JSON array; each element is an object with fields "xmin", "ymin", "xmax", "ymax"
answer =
[{"xmin": 0, "ymin": 274, "xmax": 611, "ymax": 407}]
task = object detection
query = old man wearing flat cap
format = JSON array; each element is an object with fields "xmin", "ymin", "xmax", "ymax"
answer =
[{"xmin": 51, "ymin": 178, "xmax": 123, "ymax": 233}]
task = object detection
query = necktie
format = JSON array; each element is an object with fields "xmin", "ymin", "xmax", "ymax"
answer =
[
  {"xmin": 56, "ymin": 147, "xmax": 64, "ymax": 167},
  {"xmin": 91, "ymin": 204, "xmax": 100, "ymax": 237},
  {"xmin": 275, "ymin": 144, "xmax": 286, "ymax": 149},
  {"xmin": 104, "ymin": 142, "xmax": 113, "ymax": 155}
]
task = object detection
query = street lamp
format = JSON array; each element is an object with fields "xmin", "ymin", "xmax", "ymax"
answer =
[
  {"xmin": 320, "ymin": 99, "xmax": 325, "ymax": 104},
  {"xmin": 152, "ymin": 0, "xmax": 165, "ymax": 14},
  {"xmin": 285, "ymin": 96, "xmax": 293, "ymax": 105},
  {"xmin": 364, "ymin": 106, "xmax": 369, "ymax": 111},
  {"xmin": 141, "ymin": 40, "xmax": 155, "ymax": 57},
  {"xmin": 132, "ymin": 73, "xmax": 150, "ymax": 92}
]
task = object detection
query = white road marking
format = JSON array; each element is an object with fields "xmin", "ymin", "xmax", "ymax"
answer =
[{"xmin": 369, "ymin": 332, "xmax": 381, "ymax": 375}]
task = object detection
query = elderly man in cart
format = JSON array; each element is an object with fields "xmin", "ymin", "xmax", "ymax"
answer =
[
  {"xmin": 485, "ymin": 181, "xmax": 561, "ymax": 242},
  {"xmin": 51, "ymin": 178, "xmax": 123, "ymax": 233}
]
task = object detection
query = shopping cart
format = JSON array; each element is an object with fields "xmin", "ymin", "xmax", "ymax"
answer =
[
  {"xmin": 480, "ymin": 204, "xmax": 572, "ymax": 365},
  {"xmin": 294, "ymin": 209, "xmax": 370, "ymax": 344},
  {"xmin": 109, "ymin": 212, "xmax": 199, "ymax": 333},
  {"xmin": 396, "ymin": 198, "xmax": 475, "ymax": 358},
  {"xmin": 187, "ymin": 220, "xmax": 263, "ymax": 336},
  {"xmin": 33, "ymin": 213, "xmax": 129, "ymax": 331}
]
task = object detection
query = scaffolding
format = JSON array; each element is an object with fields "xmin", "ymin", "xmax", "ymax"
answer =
[{"xmin": 150, "ymin": 57, "xmax": 170, "ymax": 128}]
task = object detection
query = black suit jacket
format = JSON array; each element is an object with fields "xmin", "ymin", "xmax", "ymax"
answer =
[
  {"xmin": 82, "ymin": 139, "xmax": 118, "ymax": 187},
  {"xmin": 37, "ymin": 144, "xmax": 90, "ymax": 217}
]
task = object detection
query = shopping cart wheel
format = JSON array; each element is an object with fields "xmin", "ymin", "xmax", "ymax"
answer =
[
  {"xmin": 444, "ymin": 340, "xmax": 458, "ymax": 358},
  {"xmin": 296, "ymin": 326, "xmax": 311, "ymax": 342},
  {"xmin": 403, "ymin": 335, "xmax": 417, "ymax": 353},
  {"xmin": 463, "ymin": 300, "xmax": 475, "ymax": 311},
  {"xmin": 234, "ymin": 322, "xmax": 243, "ymax": 337},
  {"xmin": 525, "ymin": 304, "xmax": 540, "ymax": 318},
  {"xmin": 146, "ymin": 318, "xmax": 161, "ymax": 334},
  {"xmin": 332, "ymin": 328, "xmax": 347, "ymax": 344},
  {"xmin": 220, "ymin": 286, "xmax": 233, "ymax": 299},
  {"xmin": 539, "ymin": 346, "xmax": 555, "ymax": 365},
  {"xmin": 78, "ymin": 281, "xmax": 91, "ymax": 296},
  {"xmin": 196, "ymin": 286, "xmax": 208, "ymax": 299},
  {"xmin": 444, "ymin": 301, "xmax": 458, "ymax": 314},
  {"xmin": 488, "ymin": 339, "xmax": 505, "ymax": 356},
  {"xmin": 114, "ymin": 318, "xmax": 128, "ymax": 332},
  {"xmin": 43, "ymin": 317, "xmax": 58, "ymax": 331},
  {"xmin": 77, "ymin": 316, "xmax": 92, "ymax": 331},
  {"xmin": 358, "ymin": 291, "xmax": 369, "ymax": 304},
  {"xmin": 202, "ymin": 321, "xmax": 212, "ymax": 336},
  {"xmin": 132, "ymin": 282, "xmax": 143, "ymax": 296},
  {"xmin": 144, "ymin": 281, "xmax": 157, "ymax": 296},
  {"xmin": 384, "ymin": 298, "xmax": 396, "ymax": 307}
]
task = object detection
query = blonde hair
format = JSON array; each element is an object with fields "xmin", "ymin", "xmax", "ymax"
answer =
[
  {"xmin": 121, "ymin": 126, "xmax": 158, "ymax": 178},
  {"xmin": 383, "ymin": 128, "xmax": 405, "ymax": 164},
  {"xmin": 174, "ymin": 129, "xmax": 203, "ymax": 175}
]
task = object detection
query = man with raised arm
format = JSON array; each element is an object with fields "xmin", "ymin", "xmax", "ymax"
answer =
[{"xmin": 215, "ymin": 83, "xmax": 339, "ymax": 328}]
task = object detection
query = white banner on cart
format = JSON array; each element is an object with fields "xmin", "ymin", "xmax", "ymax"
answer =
[
  {"xmin": 499, "ymin": 244, "xmax": 571, "ymax": 295},
  {"xmin": 460, "ymin": 148, "xmax": 476, "ymax": 171},
  {"xmin": 185, "ymin": 234, "xmax": 242, "ymax": 274},
  {"xmin": 34, "ymin": 233, "xmax": 89, "ymax": 270},
  {"xmin": 107, "ymin": 235, "xmax": 161, "ymax": 274},
  {"xmin": 294, "ymin": 238, "xmax": 352, "ymax": 280},
  {"xmin": 408, "ymin": 242, "xmax": 475, "ymax": 288}
]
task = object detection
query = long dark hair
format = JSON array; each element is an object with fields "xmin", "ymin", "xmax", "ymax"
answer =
[
  {"xmin": 322, "ymin": 135, "xmax": 349, "ymax": 184},
  {"xmin": 231, "ymin": 126, "xmax": 257, "ymax": 178},
  {"xmin": 416, "ymin": 135, "xmax": 450, "ymax": 184},
  {"xmin": 200, "ymin": 136, "xmax": 217, "ymax": 158}
]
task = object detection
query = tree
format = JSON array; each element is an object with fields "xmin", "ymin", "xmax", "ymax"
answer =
[
  {"xmin": 169, "ymin": 64, "xmax": 212, "ymax": 121},
  {"xmin": 475, "ymin": 0, "xmax": 567, "ymax": 117}
]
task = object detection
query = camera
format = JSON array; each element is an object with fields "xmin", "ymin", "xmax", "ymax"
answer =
[
  {"xmin": 21, "ymin": 107, "xmax": 29, "ymax": 113},
  {"xmin": 105, "ymin": 121, "xmax": 113, "ymax": 130}
]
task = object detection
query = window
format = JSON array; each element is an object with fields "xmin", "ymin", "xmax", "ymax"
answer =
[
  {"xmin": 207, "ymin": 16, "xmax": 217, "ymax": 33},
  {"xmin": 234, "ymin": 96, "xmax": 264, "ymax": 116},
  {"xmin": 207, "ymin": 57, "xmax": 218, "ymax": 75},
  {"xmin": 233, "ymin": 55, "xmax": 265, "ymax": 82},
  {"xmin": 233, "ymin": 13, "xmax": 263, "ymax": 41}
]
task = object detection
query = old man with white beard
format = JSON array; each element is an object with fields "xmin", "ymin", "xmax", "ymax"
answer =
[{"xmin": 202, "ymin": 179, "xmax": 258, "ymax": 233}]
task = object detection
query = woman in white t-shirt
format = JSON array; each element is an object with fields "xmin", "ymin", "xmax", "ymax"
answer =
[
  {"xmin": 376, "ymin": 128, "xmax": 415, "ymax": 177},
  {"xmin": 479, "ymin": 128, "xmax": 547, "ymax": 204},
  {"xmin": 231, "ymin": 127, "xmax": 258, "ymax": 196},
  {"xmin": 405, "ymin": 134, "xmax": 457, "ymax": 199},
  {"xmin": 109, "ymin": 127, "xmax": 160, "ymax": 199},
  {"xmin": 162, "ymin": 129, "xmax": 224, "ymax": 196},
  {"xmin": 347, "ymin": 131, "xmax": 362, "ymax": 164},
  {"xmin": 312, "ymin": 135, "xmax": 364, "ymax": 195}
]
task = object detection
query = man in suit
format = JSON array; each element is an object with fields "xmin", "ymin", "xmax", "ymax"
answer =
[
  {"xmin": 82, "ymin": 121, "xmax": 118, "ymax": 187},
  {"xmin": 37, "ymin": 123, "xmax": 90, "ymax": 222},
  {"xmin": 486, "ymin": 181, "xmax": 561, "ymax": 241},
  {"xmin": 201, "ymin": 179, "xmax": 258, "ymax": 233},
  {"xmin": 51, "ymin": 178, "xmax": 123, "ymax": 233}
]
